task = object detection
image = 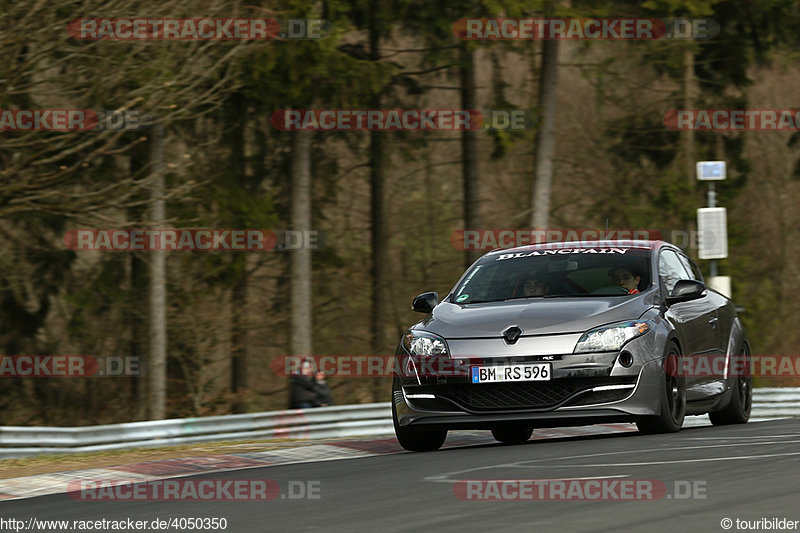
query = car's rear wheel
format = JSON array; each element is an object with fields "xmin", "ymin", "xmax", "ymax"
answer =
[
  {"xmin": 709, "ymin": 346, "xmax": 752, "ymax": 426},
  {"xmin": 491, "ymin": 424, "xmax": 533, "ymax": 445},
  {"xmin": 392, "ymin": 397, "xmax": 447, "ymax": 452},
  {"xmin": 636, "ymin": 342, "xmax": 685, "ymax": 434}
]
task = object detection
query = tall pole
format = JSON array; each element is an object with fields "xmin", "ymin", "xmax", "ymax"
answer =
[{"xmin": 708, "ymin": 182, "xmax": 717, "ymax": 277}]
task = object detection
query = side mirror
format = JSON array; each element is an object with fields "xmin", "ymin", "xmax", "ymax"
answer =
[
  {"xmin": 666, "ymin": 279, "xmax": 706, "ymax": 305},
  {"xmin": 412, "ymin": 292, "xmax": 438, "ymax": 313}
]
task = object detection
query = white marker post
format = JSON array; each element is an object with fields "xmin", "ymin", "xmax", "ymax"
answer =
[{"xmin": 696, "ymin": 161, "xmax": 730, "ymax": 297}]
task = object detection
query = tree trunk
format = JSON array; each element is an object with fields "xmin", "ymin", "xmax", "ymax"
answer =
[
  {"xmin": 148, "ymin": 123, "xmax": 167, "ymax": 420},
  {"xmin": 531, "ymin": 38, "xmax": 559, "ymax": 229},
  {"xmin": 229, "ymin": 94, "xmax": 249, "ymax": 413},
  {"xmin": 131, "ymin": 252, "xmax": 147, "ymax": 419},
  {"xmin": 231, "ymin": 270, "xmax": 248, "ymax": 412},
  {"xmin": 289, "ymin": 131, "xmax": 313, "ymax": 357},
  {"xmin": 128, "ymin": 143, "xmax": 148, "ymax": 420},
  {"xmin": 683, "ymin": 45, "xmax": 696, "ymax": 187},
  {"xmin": 461, "ymin": 43, "xmax": 480, "ymax": 267},
  {"xmin": 369, "ymin": 0, "xmax": 388, "ymax": 399}
]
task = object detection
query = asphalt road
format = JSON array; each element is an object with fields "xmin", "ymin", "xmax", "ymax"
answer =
[{"xmin": 3, "ymin": 419, "xmax": 800, "ymax": 533}]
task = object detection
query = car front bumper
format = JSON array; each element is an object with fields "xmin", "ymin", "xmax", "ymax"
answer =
[{"xmin": 393, "ymin": 335, "xmax": 665, "ymax": 430}]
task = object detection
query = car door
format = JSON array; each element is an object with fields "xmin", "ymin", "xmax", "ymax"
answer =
[
  {"xmin": 676, "ymin": 251, "xmax": 728, "ymax": 355},
  {"xmin": 659, "ymin": 249, "xmax": 720, "ymax": 391}
]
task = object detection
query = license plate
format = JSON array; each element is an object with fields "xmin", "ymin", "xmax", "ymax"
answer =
[{"xmin": 471, "ymin": 363, "xmax": 551, "ymax": 383}]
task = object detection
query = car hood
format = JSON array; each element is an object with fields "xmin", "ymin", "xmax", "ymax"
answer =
[{"xmin": 418, "ymin": 296, "xmax": 654, "ymax": 339}]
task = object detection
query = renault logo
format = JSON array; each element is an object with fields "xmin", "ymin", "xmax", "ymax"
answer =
[{"xmin": 502, "ymin": 325, "xmax": 522, "ymax": 344}]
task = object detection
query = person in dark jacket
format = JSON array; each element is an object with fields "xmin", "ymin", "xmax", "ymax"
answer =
[
  {"xmin": 289, "ymin": 359, "xmax": 334, "ymax": 408},
  {"xmin": 313, "ymin": 371, "xmax": 333, "ymax": 407},
  {"xmin": 289, "ymin": 359, "xmax": 319, "ymax": 409}
]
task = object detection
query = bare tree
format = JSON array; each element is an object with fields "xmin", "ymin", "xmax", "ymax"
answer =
[
  {"xmin": 683, "ymin": 46, "xmax": 696, "ymax": 187},
  {"xmin": 148, "ymin": 123, "xmax": 166, "ymax": 420},
  {"xmin": 461, "ymin": 43, "xmax": 481, "ymax": 267},
  {"xmin": 531, "ymin": 37, "xmax": 559, "ymax": 229},
  {"xmin": 369, "ymin": 0, "xmax": 389, "ymax": 398},
  {"xmin": 289, "ymin": 131, "xmax": 313, "ymax": 357},
  {"xmin": 229, "ymin": 94, "xmax": 249, "ymax": 413},
  {"xmin": 0, "ymin": 0, "xmax": 249, "ymax": 219}
]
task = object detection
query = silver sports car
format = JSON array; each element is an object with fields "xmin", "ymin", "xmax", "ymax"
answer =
[{"xmin": 392, "ymin": 240, "xmax": 751, "ymax": 451}]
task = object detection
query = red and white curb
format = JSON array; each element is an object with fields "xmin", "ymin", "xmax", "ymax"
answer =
[{"xmin": 0, "ymin": 424, "xmax": 643, "ymax": 501}]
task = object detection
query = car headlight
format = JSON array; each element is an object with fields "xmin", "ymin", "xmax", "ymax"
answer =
[
  {"xmin": 403, "ymin": 330, "xmax": 449, "ymax": 356},
  {"xmin": 573, "ymin": 321, "xmax": 651, "ymax": 353}
]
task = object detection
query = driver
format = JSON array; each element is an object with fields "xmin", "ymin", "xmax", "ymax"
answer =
[
  {"xmin": 522, "ymin": 276, "xmax": 549, "ymax": 297},
  {"xmin": 610, "ymin": 266, "xmax": 641, "ymax": 294}
]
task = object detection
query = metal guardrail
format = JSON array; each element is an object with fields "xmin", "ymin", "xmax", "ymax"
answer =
[
  {"xmin": 0, "ymin": 403, "xmax": 393, "ymax": 458},
  {"xmin": 744, "ymin": 387, "xmax": 800, "ymax": 418},
  {"xmin": 0, "ymin": 388, "xmax": 797, "ymax": 459}
]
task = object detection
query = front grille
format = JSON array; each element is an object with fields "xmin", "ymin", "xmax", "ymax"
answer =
[{"xmin": 410, "ymin": 377, "xmax": 637, "ymax": 411}]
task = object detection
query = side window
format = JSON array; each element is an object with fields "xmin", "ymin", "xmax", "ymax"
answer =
[
  {"xmin": 677, "ymin": 253, "xmax": 704, "ymax": 282},
  {"xmin": 659, "ymin": 250, "xmax": 691, "ymax": 294}
]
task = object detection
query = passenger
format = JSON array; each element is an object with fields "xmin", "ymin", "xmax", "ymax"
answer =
[{"xmin": 610, "ymin": 266, "xmax": 641, "ymax": 294}]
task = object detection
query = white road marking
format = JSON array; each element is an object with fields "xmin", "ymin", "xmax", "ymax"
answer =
[
  {"xmin": 506, "ymin": 450, "xmax": 800, "ymax": 468},
  {"xmin": 425, "ymin": 474, "xmax": 630, "ymax": 484},
  {"xmin": 423, "ymin": 437, "xmax": 800, "ymax": 483},
  {"xmin": 511, "ymin": 438, "xmax": 800, "ymax": 465},
  {"xmin": 684, "ymin": 434, "xmax": 800, "ymax": 440}
]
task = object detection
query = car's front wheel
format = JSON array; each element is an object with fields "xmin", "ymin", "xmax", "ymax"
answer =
[
  {"xmin": 636, "ymin": 342, "xmax": 686, "ymax": 434},
  {"xmin": 491, "ymin": 424, "xmax": 533, "ymax": 445},
  {"xmin": 392, "ymin": 398, "xmax": 447, "ymax": 452}
]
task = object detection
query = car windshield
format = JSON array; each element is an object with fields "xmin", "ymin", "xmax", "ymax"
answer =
[{"xmin": 452, "ymin": 246, "xmax": 652, "ymax": 304}]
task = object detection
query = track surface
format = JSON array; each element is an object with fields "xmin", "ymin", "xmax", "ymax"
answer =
[{"xmin": 2, "ymin": 419, "xmax": 799, "ymax": 533}]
